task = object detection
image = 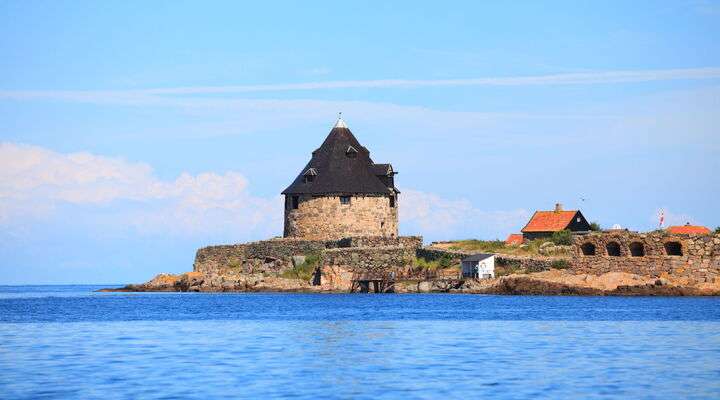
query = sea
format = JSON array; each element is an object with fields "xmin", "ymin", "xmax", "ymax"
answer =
[{"xmin": 1, "ymin": 286, "xmax": 719, "ymax": 399}]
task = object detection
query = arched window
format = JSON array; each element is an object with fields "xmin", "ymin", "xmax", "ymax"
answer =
[
  {"xmin": 580, "ymin": 242, "xmax": 596, "ymax": 256},
  {"xmin": 606, "ymin": 242, "xmax": 621, "ymax": 257},
  {"xmin": 664, "ymin": 241, "xmax": 683, "ymax": 256},
  {"xmin": 629, "ymin": 242, "xmax": 645, "ymax": 257}
]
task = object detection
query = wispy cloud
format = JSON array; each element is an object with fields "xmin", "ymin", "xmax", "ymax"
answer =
[
  {"xmin": 0, "ymin": 142, "xmax": 530, "ymax": 241},
  {"xmin": 400, "ymin": 189, "xmax": 529, "ymax": 240},
  {"xmin": 0, "ymin": 142, "xmax": 282, "ymax": 237},
  {"xmin": 2, "ymin": 67, "xmax": 719, "ymax": 102}
]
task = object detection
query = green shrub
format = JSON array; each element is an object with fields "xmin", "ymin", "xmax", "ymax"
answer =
[
  {"xmin": 227, "ymin": 258, "xmax": 242, "ymax": 269},
  {"xmin": 550, "ymin": 259, "xmax": 570, "ymax": 269},
  {"xmin": 550, "ymin": 230, "xmax": 572, "ymax": 246},
  {"xmin": 438, "ymin": 254, "xmax": 453, "ymax": 268},
  {"xmin": 281, "ymin": 253, "xmax": 320, "ymax": 281},
  {"xmin": 415, "ymin": 255, "xmax": 457, "ymax": 270},
  {"xmin": 495, "ymin": 262, "xmax": 524, "ymax": 276},
  {"xmin": 590, "ymin": 222, "xmax": 601, "ymax": 231},
  {"xmin": 715, "ymin": 227, "xmax": 720, "ymax": 234}
]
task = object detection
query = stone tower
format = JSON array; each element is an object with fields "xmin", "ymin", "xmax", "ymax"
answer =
[{"xmin": 282, "ymin": 117, "xmax": 399, "ymax": 240}]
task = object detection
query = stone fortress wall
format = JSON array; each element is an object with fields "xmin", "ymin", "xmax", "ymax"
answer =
[
  {"xmin": 283, "ymin": 195, "xmax": 398, "ymax": 240},
  {"xmin": 571, "ymin": 231, "xmax": 720, "ymax": 284},
  {"xmin": 194, "ymin": 235, "xmax": 421, "ymax": 279}
]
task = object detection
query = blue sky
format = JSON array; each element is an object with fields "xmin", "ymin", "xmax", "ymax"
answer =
[{"xmin": 1, "ymin": 1, "xmax": 719, "ymax": 284}]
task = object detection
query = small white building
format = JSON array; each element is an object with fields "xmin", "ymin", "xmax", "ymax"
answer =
[{"xmin": 460, "ymin": 254, "xmax": 495, "ymax": 279}]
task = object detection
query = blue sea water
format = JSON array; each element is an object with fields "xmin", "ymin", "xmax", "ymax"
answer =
[{"xmin": 1, "ymin": 286, "xmax": 719, "ymax": 399}]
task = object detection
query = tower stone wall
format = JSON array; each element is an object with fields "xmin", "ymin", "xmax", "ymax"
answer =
[{"xmin": 284, "ymin": 194, "xmax": 398, "ymax": 240}]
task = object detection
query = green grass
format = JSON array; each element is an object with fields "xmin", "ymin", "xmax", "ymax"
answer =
[
  {"xmin": 445, "ymin": 238, "xmax": 571, "ymax": 256},
  {"xmin": 414, "ymin": 255, "xmax": 456, "ymax": 270},
  {"xmin": 280, "ymin": 253, "xmax": 320, "ymax": 281},
  {"xmin": 550, "ymin": 259, "xmax": 570, "ymax": 269}
]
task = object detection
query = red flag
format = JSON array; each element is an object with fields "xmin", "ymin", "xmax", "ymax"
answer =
[{"xmin": 659, "ymin": 209, "xmax": 665, "ymax": 228}]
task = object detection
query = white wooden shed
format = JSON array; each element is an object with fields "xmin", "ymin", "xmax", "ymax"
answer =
[{"xmin": 460, "ymin": 254, "xmax": 495, "ymax": 279}]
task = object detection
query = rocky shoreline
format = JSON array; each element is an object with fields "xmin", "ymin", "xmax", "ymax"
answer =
[{"xmin": 100, "ymin": 269, "xmax": 720, "ymax": 296}]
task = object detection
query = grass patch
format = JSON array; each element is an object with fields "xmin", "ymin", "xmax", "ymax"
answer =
[
  {"xmin": 227, "ymin": 258, "xmax": 242, "ymax": 269},
  {"xmin": 495, "ymin": 262, "xmax": 525, "ymax": 277},
  {"xmin": 550, "ymin": 230, "xmax": 572, "ymax": 245},
  {"xmin": 415, "ymin": 255, "xmax": 456, "ymax": 270},
  {"xmin": 444, "ymin": 239, "xmax": 570, "ymax": 256},
  {"xmin": 280, "ymin": 253, "xmax": 320, "ymax": 281},
  {"xmin": 550, "ymin": 259, "xmax": 570, "ymax": 269}
]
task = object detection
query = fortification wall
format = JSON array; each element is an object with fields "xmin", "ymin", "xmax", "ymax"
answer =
[
  {"xmin": 193, "ymin": 236, "xmax": 421, "ymax": 278},
  {"xmin": 571, "ymin": 232, "xmax": 720, "ymax": 283},
  {"xmin": 193, "ymin": 239, "xmax": 332, "ymax": 275},
  {"xmin": 321, "ymin": 246, "xmax": 416, "ymax": 275},
  {"xmin": 417, "ymin": 247, "xmax": 557, "ymax": 272},
  {"xmin": 341, "ymin": 235, "xmax": 422, "ymax": 249},
  {"xmin": 284, "ymin": 195, "xmax": 398, "ymax": 240}
]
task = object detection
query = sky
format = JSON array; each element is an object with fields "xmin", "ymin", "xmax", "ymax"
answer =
[{"xmin": 1, "ymin": 1, "xmax": 719, "ymax": 284}]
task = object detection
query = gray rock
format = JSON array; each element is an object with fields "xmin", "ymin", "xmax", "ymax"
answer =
[{"xmin": 292, "ymin": 255, "xmax": 306, "ymax": 267}]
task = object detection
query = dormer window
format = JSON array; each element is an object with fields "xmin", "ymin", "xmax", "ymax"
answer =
[
  {"xmin": 303, "ymin": 168, "xmax": 317, "ymax": 183},
  {"xmin": 346, "ymin": 146, "xmax": 358, "ymax": 158}
]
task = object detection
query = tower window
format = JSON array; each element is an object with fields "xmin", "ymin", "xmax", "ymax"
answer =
[
  {"xmin": 389, "ymin": 196, "xmax": 396, "ymax": 208},
  {"xmin": 346, "ymin": 146, "xmax": 358, "ymax": 158},
  {"xmin": 340, "ymin": 196, "xmax": 351, "ymax": 205},
  {"xmin": 291, "ymin": 196, "xmax": 299, "ymax": 209},
  {"xmin": 303, "ymin": 168, "xmax": 317, "ymax": 183}
]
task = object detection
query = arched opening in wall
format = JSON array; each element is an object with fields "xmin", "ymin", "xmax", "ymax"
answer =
[
  {"xmin": 629, "ymin": 242, "xmax": 645, "ymax": 257},
  {"xmin": 580, "ymin": 243, "xmax": 596, "ymax": 256},
  {"xmin": 606, "ymin": 242, "xmax": 621, "ymax": 257},
  {"xmin": 664, "ymin": 241, "xmax": 683, "ymax": 256}
]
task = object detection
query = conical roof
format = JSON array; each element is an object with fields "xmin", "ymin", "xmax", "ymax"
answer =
[{"xmin": 282, "ymin": 118, "xmax": 395, "ymax": 195}]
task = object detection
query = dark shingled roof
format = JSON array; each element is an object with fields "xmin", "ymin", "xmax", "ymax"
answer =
[{"xmin": 282, "ymin": 121, "xmax": 397, "ymax": 195}]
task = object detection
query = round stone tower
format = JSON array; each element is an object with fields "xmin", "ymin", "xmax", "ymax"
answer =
[{"xmin": 282, "ymin": 117, "xmax": 399, "ymax": 240}]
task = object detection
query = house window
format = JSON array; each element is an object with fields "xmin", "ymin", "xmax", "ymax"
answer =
[
  {"xmin": 664, "ymin": 241, "xmax": 682, "ymax": 256},
  {"xmin": 389, "ymin": 196, "xmax": 396, "ymax": 208},
  {"xmin": 340, "ymin": 196, "xmax": 351, "ymax": 205},
  {"xmin": 629, "ymin": 242, "xmax": 645, "ymax": 257},
  {"xmin": 304, "ymin": 175, "xmax": 315, "ymax": 183},
  {"xmin": 606, "ymin": 242, "xmax": 621, "ymax": 257},
  {"xmin": 291, "ymin": 196, "xmax": 299, "ymax": 209},
  {"xmin": 577, "ymin": 217, "xmax": 581, "ymax": 222}
]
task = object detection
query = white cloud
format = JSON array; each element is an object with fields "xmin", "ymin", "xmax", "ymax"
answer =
[
  {"xmin": 0, "ymin": 143, "xmax": 282, "ymax": 237},
  {"xmin": 0, "ymin": 143, "xmax": 530, "ymax": 241},
  {"xmin": 399, "ymin": 189, "xmax": 529, "ymax": 240}
]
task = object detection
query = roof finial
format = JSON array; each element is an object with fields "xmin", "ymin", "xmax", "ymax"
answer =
[{"xmin": 334, "ymin": 112, "xmax": 348, "ymax": 128}]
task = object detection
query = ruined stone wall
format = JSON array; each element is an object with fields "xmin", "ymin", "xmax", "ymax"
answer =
[
  {"xmin": 321, "ymin": 246, "xmax": 416, "ymax": 276},
  {"xmin": 417, "ymin": 247, "xmax": 556, "ymax": 272},
  {"xmin": 341, "ymin": 235, "xmax": 422, "ymax": 249},
  {"xmin": 193, "ymin": 239, "xmax": 333, "ymax": 275},
  {"xmin": 571, "ymin": 232, "xmax": 720, "ymax": 284},
  {"xmin": 193, "ymin": 236, "xmax": 421, "ymax": 278},
  {"xmin": 284, "ymin": 194, "xmax": 398, "ymax": 240}
]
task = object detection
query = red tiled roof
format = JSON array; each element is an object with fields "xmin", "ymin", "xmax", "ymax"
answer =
[
  {"xmin": 521, "ymin": 211, "xmax": 577, "ymax": 233},
  {"xmin": 505, "ymin": 234, "xmax": 524, "ymax": 245},
  {"xmin": 667, "ymin": 225, "xmax": 711, "ymax": 235}
]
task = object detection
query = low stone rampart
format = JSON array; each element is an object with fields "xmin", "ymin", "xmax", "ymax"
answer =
[
  {"xmin": 571, "ymin": 232, "xmax": 720, "ymax": 284},
  {"xmin": 193, "ymin": 236, "xmax": 423, "ymax": 278},
  {"xmin": 417, "ymin": 247, "xmax": 557, "ymax": 272},
  {"xmin": 321, "ymin": 246, "xmax": 416, "ymax": 274}
]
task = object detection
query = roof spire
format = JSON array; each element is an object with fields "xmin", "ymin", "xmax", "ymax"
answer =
[{"xmin": 334, "ymin": 112, "xmax": 348, "ymax": 129}]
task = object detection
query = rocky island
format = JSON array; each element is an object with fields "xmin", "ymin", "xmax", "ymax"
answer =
[{"xmin": 104, "ymin": 118, "xmax": 720, "ymax": 296}]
